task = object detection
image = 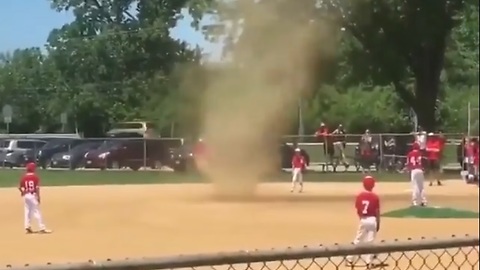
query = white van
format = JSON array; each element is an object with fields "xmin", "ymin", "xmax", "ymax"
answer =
[{"xmin": 107, "ymin": 121, "xmax": 157, "ymax": 138}]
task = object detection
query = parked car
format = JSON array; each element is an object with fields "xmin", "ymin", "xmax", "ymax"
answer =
[
  {"xmin": 106, "ymin": 121, "xmax": 157, "ymax": 138},
  {"xmin": 84, "ymin": 139, "xmax": 179, "ymax": 171},
  {"xmin": 36, "ymin": 138, "xmax": 84, "ymax": 169},
  {"xmin": 168, "ymin": 144, "xmax": 196, "ymax": 172},
  {"xmin": 2, "ymin": 149, "xmax": 37, "ymax": 168},
  {"xmin": 0, "ymin": 139, "xmax": 47, "ymax": 153},
  {"xmin": 1, "ymin": 139, "xmax": 47, "ymax": 167},
  {"xmin": 50, "ymin": 141, "xmax": 103, "ymax": 170}
]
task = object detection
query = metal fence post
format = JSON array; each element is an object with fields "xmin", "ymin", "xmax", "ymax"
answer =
[
  {"xmin": 143, "ymin": 137, "xmax": 147, "ymax": 171},
  {"xmin": 378, "ymin": 133, "xmax": 383, "ymax": 172}
]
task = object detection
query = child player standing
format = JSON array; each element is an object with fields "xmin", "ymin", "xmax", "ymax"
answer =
[
  {"xmin": 406, "ymin": 142, "xmax": 427, "ymax": 206},
  {"xmin": 346, "ymin": 175, "xmax": 380, "ymax": 268},
  {"xmin": 19, "ymin": 162, "xmax": 52, "ymax": 234},
  {"xmin": 291, "ymin": 148, "xmax": 306, "ymax": 193}
]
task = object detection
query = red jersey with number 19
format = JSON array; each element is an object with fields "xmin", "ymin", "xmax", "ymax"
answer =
[
  {"xmin": 19, "ymin": 173, "xmax": 40, "ymax": 194},
  {"xmin": 407, "ymin": 149, "xmax": 423, "ymax": 170},
  {"xmin": 355, "ymin": 191, "xmax": 380, "ymax": 218}
]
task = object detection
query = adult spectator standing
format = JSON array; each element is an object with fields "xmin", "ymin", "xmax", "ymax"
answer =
[
  {"xmin": 426, "ymin": 133, "xmax": 443, "ymax": 186},
  {"xmin": 361, "ymin": 129, "xmax": 373, "ymax": 145},
  {"xmin": 413, "ymin": 126, "xmax": 428, "ymax": 157},
  {"xmin": 383, "ymin": 134, "xmax": 397, "ymax": 171},
  {"xmin": 315, "ymin": 122, "xmax": 334, "ymax": 163},
  {"xmin": 359, "ymin": 129, "xmax": 374, "ymax": 173},
  {"xmin": 458, "ymin": 136, "xmax": 469, "ymax": 181},
  {"xmin": 331, "ymin": 124, "xmax": 350, "ymax": 169}
]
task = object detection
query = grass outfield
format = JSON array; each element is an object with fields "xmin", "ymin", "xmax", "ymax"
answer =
[{"xmin": 0, "ymin": 169, "xmax": 460, "ymax": 187}]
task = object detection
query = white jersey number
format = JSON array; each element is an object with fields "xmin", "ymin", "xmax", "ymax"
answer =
[
  {"xmin": 361, "ymin": 200, "xmax": 370, "ymax": 214},
  {"xmin": 409, "ymin": 156, "xmax": 422, "ymax": 166},
  {"xmin": 25, "ymin": 180, "xmax": 36, "ymax": 192}
]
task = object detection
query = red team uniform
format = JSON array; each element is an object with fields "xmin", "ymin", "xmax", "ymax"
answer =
[
  {"xmin": 355, "ymin": 191, "xmax": 380, "ymax": 219},
  {"xmin": 346, "ymin": 176, "xmax": 380, "ymax": 267},
  {"xmin": 291, "ymin": 149, "xmax": 306, "ymax": 193},
  {"xmin": 406, "ymin": 143, "xmax": 427, "ymax": 206},
  {"xmin": 20, "ymin": 172, "xmax": 40, "ymax": 196},
  {"xmin": 426, "ymin": 135, "xmax": 443, "ymax": 186},
  {"xmin": 193, "ymin": 138, "xmax": 208, "ymax": 171},
  {"xmin": 19, "ymin": 163, "xmax": 51, "ymax": 234},
  {"xmin": 465, "ymin": 139, "xmax": 479, "ymax": 182}
]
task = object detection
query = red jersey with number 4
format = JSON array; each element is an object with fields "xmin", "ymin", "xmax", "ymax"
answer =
[
  {"xmin": 19, "ymin": 173, "xmax": 40, "ymax": 194},
  {"xmin": 407, "ymin": 149, "xmax": 423, "ymax": 170},
  {"xmin": 355, "ymin": 191, "xmax": 380, "ymax": 218},
  {"xmin": 292, "ymin": 155, "xmax": 306, "ymax": 169}
]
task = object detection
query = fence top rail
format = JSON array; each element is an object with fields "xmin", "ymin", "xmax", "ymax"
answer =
[
  {"xmin": 0, "ymin": 136, "xmax": 185, "ymax": 141},
  {"xmin": 4, "ymin": 235, "xmax": 478, "ymax": 270},
  {"xmin": 283, "ymin": 132, "xmax": 464, "ymax": 137},
  {"xmin": 0, "ymin": 134, "xmax": 81, "ymax": 139}
]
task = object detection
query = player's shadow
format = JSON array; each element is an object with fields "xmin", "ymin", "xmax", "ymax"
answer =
[{"xmin": 27, "ymin": 230, "xmax": 52, "ymax": 235}]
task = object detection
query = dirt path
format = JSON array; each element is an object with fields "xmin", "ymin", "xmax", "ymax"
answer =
[{"xmin": 0, "ymin": 180, "xmax": 478, "ymax": 268}]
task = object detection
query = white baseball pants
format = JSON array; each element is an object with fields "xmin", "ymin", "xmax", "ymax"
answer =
[
  {"xmin": 291, "ymin": 168, "xmax": 303, "ymax": 192},
  {"xmin": 411, "ymin": 169, "xmax": 427, "ymax": 205},
  {"xmin": 24, "ymin": 193, "xmax": 46, "ymax": 230},
  {"xmin": 346, "ymin": 216, "xmax": 377, "ymax": 265}
]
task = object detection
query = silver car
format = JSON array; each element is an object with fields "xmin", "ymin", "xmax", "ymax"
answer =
[{"xmin": 0, "ymin": 139, "xmax": 47, "ymax": 167}]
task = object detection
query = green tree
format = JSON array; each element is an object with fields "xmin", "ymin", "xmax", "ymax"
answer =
[
  {"xmin": 213, "ymin": 0, "xmax": 475, "ymax": 132},
  {"xmin": 45, "ymin": 0, "xmax": 202, "ymax": 136},
  {"xmin": 444, "ymin": 0, "xmax": 479, "ymax": 87},
  {"xmin": 1, "ymin": 0, "xmax": 478, "ymax": 135},
  {"xmin": 322, "ymin": 0, "xmax": 472, "ymax": 131},
  {"xmin": 0, "ymin": 49, "xmax": 61, "ymax": 132}
]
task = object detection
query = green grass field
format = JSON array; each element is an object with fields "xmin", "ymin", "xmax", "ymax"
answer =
[{"xmin": 0, "ymin": 169, "xmax": 460, "ymax": 188}]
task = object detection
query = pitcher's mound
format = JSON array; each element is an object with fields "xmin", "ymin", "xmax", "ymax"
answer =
[{"xmin": 382, "ymin": 206, "xmax": 479, "ymax": 219}]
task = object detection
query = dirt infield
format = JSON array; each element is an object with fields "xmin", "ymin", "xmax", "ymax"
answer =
[{"xmin": 0, "ymin": 180, "xmax": 478, "ymax": 267}]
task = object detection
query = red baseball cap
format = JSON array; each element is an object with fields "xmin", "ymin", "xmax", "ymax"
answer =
[
  {"xmin": 363, "ymin": 175, "xmax": 375, "ymax": 191},
  {"xmin": 26, "ymin": 162, "xmax": 36, "ymax": 173}
]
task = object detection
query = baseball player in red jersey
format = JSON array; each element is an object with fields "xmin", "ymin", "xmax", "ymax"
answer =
[
  {"xmin": 346, "ymin": 175, "xmax": 380, "ymax": 268},
  {"xmin": 291, "ymin": 148, "xmax": 306, "ymax": 193},
  {"xmin": 19, "ymin": 163, "xmax": 52, "ymax": 234},
  {"xmin": 406, "ymin": 143, "xmax": 427, "ymax": 206}
]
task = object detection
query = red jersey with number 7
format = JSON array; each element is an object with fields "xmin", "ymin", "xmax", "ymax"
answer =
[
  {"xmin": 19, "ymin": 173, "xmax": 40, "ymax": 194},
  {"xmin": 407, "ymin": 149, "xmax": 423, "ymax": 170},
  {"xmin": 355, "ymin": 191, "xmax": 380, "ymax": 218}
]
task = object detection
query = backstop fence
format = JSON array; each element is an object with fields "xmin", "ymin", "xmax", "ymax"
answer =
[
  {"xmin": 3, "ymin": 235, "xmax": 478, "ymax": 270},
  {"xmin": 0, "ymin": 132, "xmax": 474, "ymax": 172}
]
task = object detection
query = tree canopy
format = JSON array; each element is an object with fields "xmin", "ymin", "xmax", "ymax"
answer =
[{"xmin": 0, "ymin": 0, "xmax": 478, "ymax": 136}]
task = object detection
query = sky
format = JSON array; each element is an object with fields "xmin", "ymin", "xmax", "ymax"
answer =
[{"xmin": 0, "ymin": 0, "xmax": 222, "ymax": 59}]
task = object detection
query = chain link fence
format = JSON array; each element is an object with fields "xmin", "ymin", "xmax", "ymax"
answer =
[
  {"xmin": 283, "ymin": 133, "xmax": 466, "ymax": 173},
  {"xmin": 0, "ymin": 132, "xmax": 473, "ymax": 174},
  {"xmin": 2, "ymin": 235, "xmax": 478, "ymax": 270},
  {"xmin": 0, "ymin": 135, "xmax": 184, "ymax": 171}
]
